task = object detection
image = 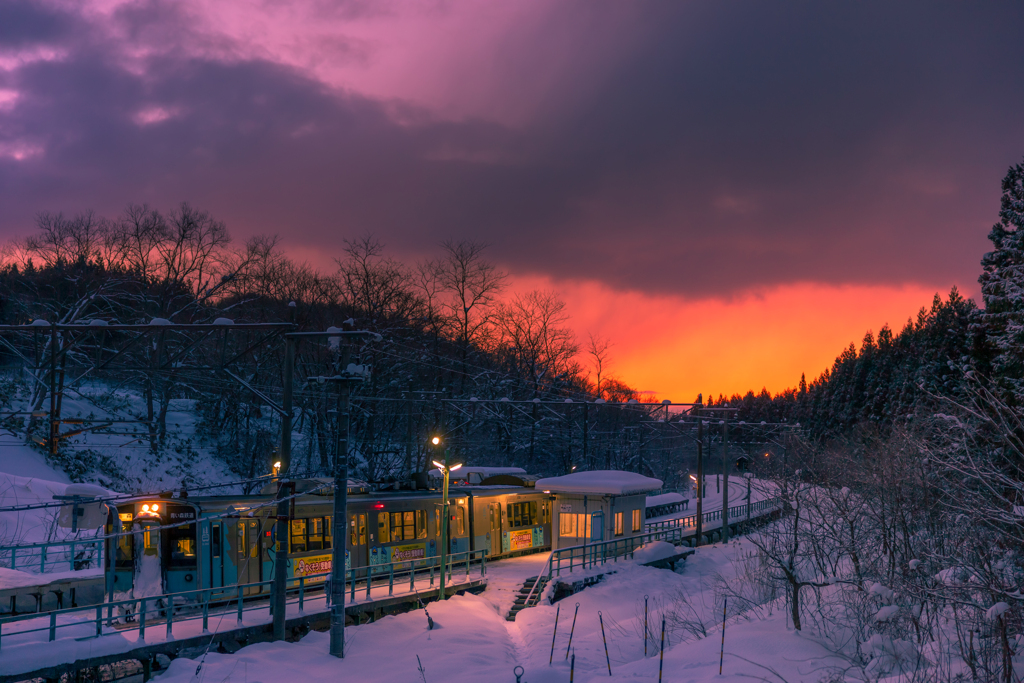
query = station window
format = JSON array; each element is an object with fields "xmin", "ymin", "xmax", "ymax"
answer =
[
  {"xmin": 506, "ymin": 502, "xmax": 537, "ymax": 528},
  {"xmin": 614, "ymin": 512, "xmax": 624, "ymax": 536},
  {"xmin": 559, "ymin": 513, "xmax": 591, "ymax": 538},
  {"xmin": 632, "ymin": 509, "xmax": 642, "ymax": 533}
]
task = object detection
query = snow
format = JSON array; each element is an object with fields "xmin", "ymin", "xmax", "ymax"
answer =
[
  {"xmin": 909, "ymin": 559, "xmax": 921, "ymax": 570},
  {"xmin": 987, "ymin": 602, "xmax": 1011, "ymax": 620},
  {"xmin": 149, "ymin": 318, "xmax": 171, "ymax": 325},
  {"xmin": 630, "ymin": 541, "xmax": 679, "ymax": 564},
  {"xmin": 135, "ymin": 538, "xmax": 847, "ymax": 683},
  {"xmin": 874, "ymin": 605, "xmax": 900, "ymax": 622},
  {"xmin": 645, "ymin": 492, "xmax": 684, "ymax": 507},
  {"xmin": 427, "ymin": 466, "xmax": 526, "ymax": 479},
  {"xmin": 535, "ymin": 470, "xmax": 662, "ymax": 496},
  {"xmin": 0, "ymin": 565, "xmax": 101, "ymax": 590}
]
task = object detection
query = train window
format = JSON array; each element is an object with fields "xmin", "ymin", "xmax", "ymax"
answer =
[
  {"xmin": 350, "ymin": 514, "xmax": 367, "ymax": 545},
  {"xmin": 377, "ymin": 512, "xmax": 390, "ymax": 544},
  {"xmin": 167, "ymin": 524, "xmax": 197, "ymax": 567},
  {"xmin": 456, "ymin": 506, "xmax": 466, "ymax": 535},
  {"xmin": 238, "ymin": 524, "xmax": 246, "ymax": 557},
  {"xmin": 309, "ymin": 517, "xmax": 324, "ymax": 551},
  {"xmin": 416, "ymin": 510, "xmax": 427, "ymax": 539},
  {"xmin": 212, "ymin": 525, "xmax": 221, "ymax": 559},
  {"xmin": 116, "ymin": 522, "xmax": 134, "ymax": 568},
  {"xmin": 324, "ymin": 516, "xmax": 332, "ymax": 549},
  {"xmin": 290, "ymin": 519, "xmax": 308, "ymax": 553},
  {"xmin": 632, "ymin": 509, "xmax": 642, "ymax": 533},
  {"xmin": 506, "ymin": 502, "xmax": 537, "ymax": 529},
  {"xmin": 614, "ymin": 512, "xmax": 624, "ymax": 536}
]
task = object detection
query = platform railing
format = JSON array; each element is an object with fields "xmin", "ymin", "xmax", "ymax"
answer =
[
  {"xmin": 644, "ymin": 496, "xmax": 780, "ymax": 533},
  {"xmin": 0, "ymin": 538, "xmax": 104, "ymax": 575},
  {"xmin": 0, "ymin": 549, "xmax": 487, "ymax": 651},
  {"xmin": 550, "ymin": 496, "xmax": 782, "ymax": 578}
]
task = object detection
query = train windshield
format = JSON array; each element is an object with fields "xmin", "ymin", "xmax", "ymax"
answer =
[{"xmin": 166, "ymin": 524, "xmax": 197, "ymax": 567}]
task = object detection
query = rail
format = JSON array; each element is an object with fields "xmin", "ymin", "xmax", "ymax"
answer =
[
  {"xmin": 0, "ymin": 549, "xmax": 487, "ymax": 651},
  {"xmin": 550, "ymin": 496, "xmax": 781, "ymax": 579},
  {"xmin": 0, "ymin": 538, "xmax": 104, "ymax": 575}
]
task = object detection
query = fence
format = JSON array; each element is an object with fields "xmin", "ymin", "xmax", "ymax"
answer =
[
  {"xmin": 550, "ymin": 496, "xmax": 782, "ymax": 578},
  {"xmin": 0, "ymin": 549, "xmax": 487, "ymax": 651},
  {"xmin": 0, "ymin": 538, "xmax": 105, "ymax": 575}
]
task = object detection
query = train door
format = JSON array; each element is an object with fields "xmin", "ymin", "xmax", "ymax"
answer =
[
  {"xmin": 236, "ymin": 520, "xmax": 262, "ymax": 593},
  {"xmin": 349, "ymin": 513, "xmax": 367, "ymax": 569},
  {"xmin": 206, "ymin": 522, "xmax": 224, "ymax": 589},
  {"xmin": 488, "ymin": 503, "xmax": 502, "ymax": 557}
]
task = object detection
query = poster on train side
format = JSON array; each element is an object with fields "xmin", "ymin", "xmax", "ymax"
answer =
[
  {"xmin": 509, "ymin": 529, "xmax": 534, "ymax": 551},
  {"xmin": 390, "ymin": 543, "xmax": 426, "ymax": 564}
]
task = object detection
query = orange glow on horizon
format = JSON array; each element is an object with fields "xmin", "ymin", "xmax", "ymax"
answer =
[{"xmin": 510, "ymin": 276, "xmax": 973, "ymax": 401}]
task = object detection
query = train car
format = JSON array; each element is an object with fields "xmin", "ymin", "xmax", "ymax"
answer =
[
  {"xmin": 105, "ymin": 477, "xmax": 552, "ymax": 603},
  {"xmin": 457, "ymin": 486, "xmax": 551, "ymax": 560}
]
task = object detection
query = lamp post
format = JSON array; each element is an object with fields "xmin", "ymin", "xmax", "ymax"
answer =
[{"xmin": 431, "ymin": 437, "xmax": 461, "ymax": 601}]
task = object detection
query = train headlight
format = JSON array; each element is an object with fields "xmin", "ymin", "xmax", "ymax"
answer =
[
  {"xmin": 142, "ymin": 504, "xmax": 150, "ymax": 512},
  {"xmin": 151, "ymin": 504, "xmax": 159, "ymax": 512}
]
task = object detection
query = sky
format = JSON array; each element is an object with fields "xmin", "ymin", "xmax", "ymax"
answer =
[{"xmin": 2, "ymin": 1, "xmax": 1023, "ymax": 400}]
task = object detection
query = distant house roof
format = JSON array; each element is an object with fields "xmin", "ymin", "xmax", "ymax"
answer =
[
  {"xmin": 427, "ymin": 466, "xmax": 527, "ymax": 478},
  {"xmin": 535, "ymin": 470, "xmax": 663, "ymax": 496}
]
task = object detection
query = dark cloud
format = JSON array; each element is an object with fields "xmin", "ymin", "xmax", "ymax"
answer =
[{"xmin": 1, "ymin": 1, "xmax": 1022, "ymax": 298}]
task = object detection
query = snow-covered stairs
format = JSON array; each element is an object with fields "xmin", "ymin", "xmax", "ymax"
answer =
[{"xmin": 506, "ymin": 575, "xmax": 547, "ymax": 621}]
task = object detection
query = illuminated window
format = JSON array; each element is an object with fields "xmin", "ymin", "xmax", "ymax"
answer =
[
  {"xmin": 506, "ymin": 502, "xmax": 537, "ymax": 528},
  {"xmin": 290, "ymin": 519, "xmax": 307, "ymax": 553},
  {"xmin": 559, "ymin": 513, "xmax": 576, "ymax": 537},
  {"xmin": 350, "ymin": 514, "xmax": 367, "ymax": 545},
  {"xmin": 457, "ymin": 506, "xmax": 466, "ymax": 535},
  {"xmin": 416, "ymin": 510, "xmax": 427, "ymax": 539},
  {"xmin": 377, "ymin": 512, "xmax": 390, "ymax": 544},
  {"xmin": 632, "ymin": 509, "xmax": 642, "ymax": 533},
  {"xmin": 308, "ymin": 517, "xmax": 324, "ymax": 551},
  {"xmin": 614, "ymin": 512, "xmax": 624, "ymax": 536}
]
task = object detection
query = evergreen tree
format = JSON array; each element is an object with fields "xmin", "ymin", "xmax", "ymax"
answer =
[{"xmin": 977, "ymin": 157, "xmax": 1024, "ymax": 402}]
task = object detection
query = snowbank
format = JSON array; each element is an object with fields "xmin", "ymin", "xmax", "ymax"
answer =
[
  {"xmin": 631, "ymin": 541, "xmax": 679, "ymax": 564},
  {"xmin": 535, "ymin": 470, "xmax": 662, "ymax": 495}
]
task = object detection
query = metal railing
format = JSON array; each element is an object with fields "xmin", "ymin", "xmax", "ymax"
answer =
[
  {"xmin": 550, "ymin": 496, "xmax": 782, "ymax": 578},
  {"xmin": 0, "ymin": 549, "xmax": 487, "ymax": 651},
  {"xmin": 644, "ymin": 496, "xmax": 780, "ymax": 533},
  {"xmin": 0, "ymin": 538, "xmax": 105, "ymax": 575}
]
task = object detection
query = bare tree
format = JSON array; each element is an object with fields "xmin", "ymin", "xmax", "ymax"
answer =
[{"xmin": 586, "ymin": 332, "xmax": 613, "ymax": 398}]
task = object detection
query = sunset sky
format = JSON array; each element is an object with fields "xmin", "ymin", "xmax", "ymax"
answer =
[{"xmin": 2, "ymin": 1, "xmax": 1024, "ymax": 399}]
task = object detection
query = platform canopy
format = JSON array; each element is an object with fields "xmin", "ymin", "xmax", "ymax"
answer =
[{"xmin": 535, "ymin": 470, "xmax": 663, "ymax": 496}]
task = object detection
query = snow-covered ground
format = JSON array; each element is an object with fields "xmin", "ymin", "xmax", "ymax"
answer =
[{"xmin": 140, "ymin": 540, "xmax": 845, "ymax": 683}]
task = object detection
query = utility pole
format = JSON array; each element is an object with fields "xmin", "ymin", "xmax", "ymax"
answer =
[
  {"xmin": 582, "ymin": 402, "xmax": 589, "ymax": 470},
  {"xmin": 286, "ymin": 328, "xmax": 377, "ymax": 659},
  {"xmin": 721, "ymin": 417, "xmax": 730, "ymax": 543},
  {"xmin": 330, "ymin": 342, "xmax": 353, "ymax": 658},
  {"xmin": 49, "ymin": 323, "xmax": 57, "ymax": 456},
  {"xmin": 694, "ymin": 404, "xmax": 704, "ymax": 547},
  {"xmin": 272, "ymin": 480, "xmax": 294, "ymax": 641}
]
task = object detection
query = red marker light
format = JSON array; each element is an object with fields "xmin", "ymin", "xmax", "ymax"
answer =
[{"xmin": 373, "ymin": 502, "xmax": 385, "ymax": 509}]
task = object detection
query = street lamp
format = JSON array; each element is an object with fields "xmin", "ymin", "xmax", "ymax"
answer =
[
  {"xmin": 273, "ymin": 461, "xmax": 282, "ymax": 477},
  {"xmin": 689, "ymin": 473, "xmax": 698, "ymax": 500},
  {"xmin": 431, "ymin": 437, "xmax": 461, "ymax": 601}
]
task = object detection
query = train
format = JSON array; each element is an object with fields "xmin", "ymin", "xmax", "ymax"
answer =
[{"xmin": 106, "ymin": 475, "xmax": 552, "ymax": 600}]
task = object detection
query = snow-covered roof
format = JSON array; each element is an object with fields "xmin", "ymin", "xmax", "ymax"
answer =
[
  {"xmin": 428, "ymin": 466, "xmax": 526, "ymax": 478},
  {"xmin": 535, "ymin": 470, "xmax": 663, "ymax": 496},
  {"xmin": 646, "ymin": 492, "xmax": 684, "ymax": 507}
]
